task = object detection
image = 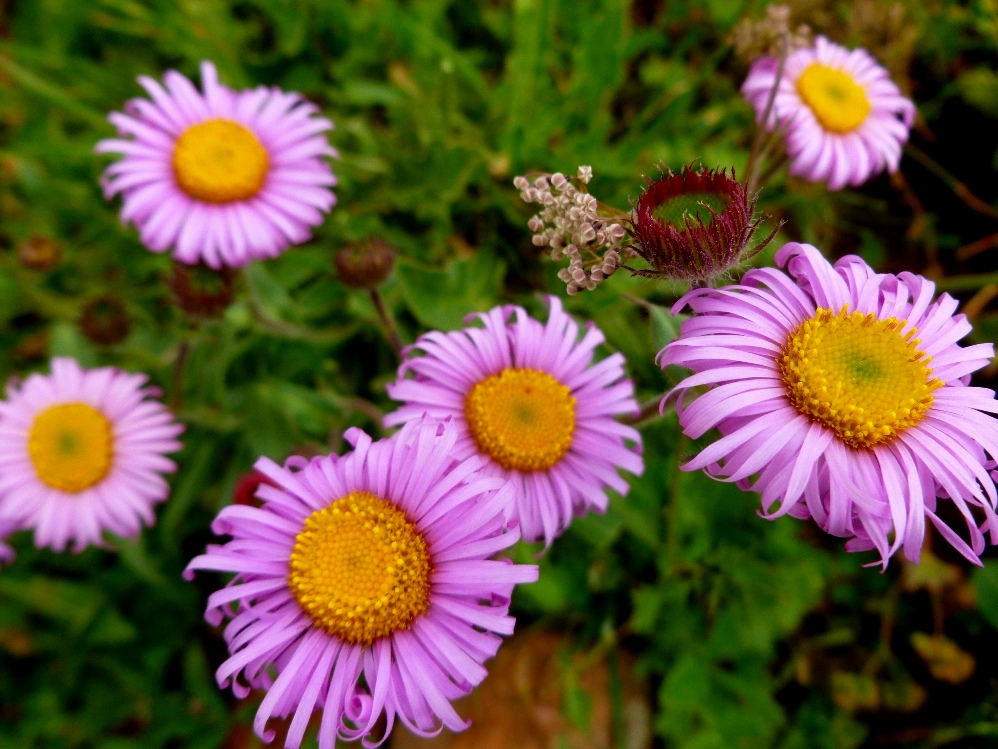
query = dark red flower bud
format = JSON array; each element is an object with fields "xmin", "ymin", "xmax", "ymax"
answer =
[
  {"xmin": 79, "ymin": 296, "xmax": 131, "ymax": 346},
  {"xmin": 335, "ymin": 238, "xmax": 396, "ymax": 290},
  {"xmin": 166, "ymin": 262, "xmax": 237, "ymax": 319}
]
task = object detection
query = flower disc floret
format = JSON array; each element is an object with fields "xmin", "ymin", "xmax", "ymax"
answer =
[
  {"xmin": 464, "ymin": 368, "xmax": 576, "ymax": 472},
  {"xmin": 289, "ymin": 491, "xmax": 432, "ymax": 645},
  {"xmin": 659, "ymin": 242, "xmax": 998, "ymax": 567},
  {"xmin": 795, "ymin": 64, "xmax": 871, "ymax": 134},
  {"xmin": 781, "ymin": 307, "xmax": 943, "ymax": 448},
  {"xmin": 172, "ymin": 119, "xmax": 269, "ymax": 203},
  {"xmin": 29, "ymin": 403, "xmax": 113, "ymax": 492}
]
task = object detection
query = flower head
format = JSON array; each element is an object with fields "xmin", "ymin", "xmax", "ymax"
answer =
[
  {"xmin": 185, "ymin": 418, "xmax": 537, "ymax": 747},
  {"xmin": 659, "ymin": 242, "xmax": 998, "ymax": 567},
  {"xmin": 386, "ymin": 297, "xmax": 643, "ymax": 545},
  {"xmin": 0, "ymin": 357, "xmax": 184, "ymax": 552},
  {"xmin": 629, "ymin": 165, "xmax": 774, "ymax": 285},
  {"xmin": 97, "ymin": 61, "xmax": 337, "ymax": 268},
  {"xmin": 742, "ymin": 36, "xmax": 915, "ymax": 190}
]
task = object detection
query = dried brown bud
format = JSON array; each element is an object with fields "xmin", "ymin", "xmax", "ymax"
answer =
[
  {"xmin": 79, "ymin": 296, "xmax": 131, "ymax": 346},
  {"xmin": 628, "ymin": 164, "xmax": 778, "ymax": 285},
  {"xmin": 166, "ymin": 262, "xmax": 237, "ymax": 319},
  {"xmin": 334, "ymin": 238, "xmax": 396, "ymax": 290},
  {"xmin": 17, "ymin": 236, "xmax": 61, "ymax": 271},
  {"xmin": 13, "ymin": 330, "xmax": 50, "ymax": 361}
]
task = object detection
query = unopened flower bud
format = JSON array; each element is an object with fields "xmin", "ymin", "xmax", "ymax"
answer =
[
  {"xmin": 79, "ymin": 295, "xmax": 131, "ymax": 346},
  {"xmin": 335, "ymin": 238, "xmax": 397, "ymax": 290},
  {"xmin": 513, "ymin": 176, "xmax": 529, "ymax": 190},
  {"xmin": 18, "ymin": 236, "xmax": 61, "ymax": 271},
  {"xmin": 167, "ymin": 262, "xmax": 238, "ymax": 318}
]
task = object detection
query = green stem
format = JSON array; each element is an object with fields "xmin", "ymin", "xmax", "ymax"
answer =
[
  {"xmin": 169, "ymin": 339, "xmax": 190, "ymax": 412},
  {"xmin": 744, "ymin": 32, "xmax": 790, "ymax": 194},
  {"xmin": 369, "ymin": 288, "xmax": 404, "ymax": 356}
]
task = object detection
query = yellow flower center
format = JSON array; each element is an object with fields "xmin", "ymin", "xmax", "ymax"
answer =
[
  {"xmin": 172, "ymin": 119, "xmax": 269, "ymax": 203},
  {"xmin": 796, "ymin": 63, "xmax": 872, "ymax": 134},
  {"xmin": 780, "ymin": 307, "xmax": 943, "ymax": 449},
  {"xmin": 464, "ymin": 368, "xmax": 576, "ymax": 472},
  {"xmin": 28, "ymin": 403, "xmax": 114, "ymax": 492},
  {"xmin": 288, "ymin": 491, "xmax": 432, "ymax": 645}
]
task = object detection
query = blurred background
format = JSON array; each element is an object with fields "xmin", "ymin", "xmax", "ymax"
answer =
[{"xmin": 2, "ymin": 1, "xmax": 998, "ymax": 747}]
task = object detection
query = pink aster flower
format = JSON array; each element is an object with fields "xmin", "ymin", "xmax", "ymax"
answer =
[
  {"xmin": 385, "ymin": 297, "xmax": 644, "ymax": 545},
  {"xmin": 742, "ymin": 36, "xmax": 915, "ymax": 190},
  {"xmin": 0, "ymin": 358, "xmax": 184, "ymax": 552},
  {"xmin": 659, "ymin": 242, "xmax": 998, "ymax": 567},
  {"xmin": 97, "ymin": 61, "xmax": 337, "ymax": 268},
  {"xmin": 185, "ymin": 418, "xmax": 538, "ymax": 747}
]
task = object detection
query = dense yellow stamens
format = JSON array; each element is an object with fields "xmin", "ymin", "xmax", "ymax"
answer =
[
  {"xmin": 172, "ymin": 119, "xmax": 269, "ymax": 203},
  {"xmin": 780, "ymin": 306, "xmax": 942, "ymax": 449},
  {"xmin": 288, "ymin": 491, "xmax": 432, "ymax": 645},
  {"xmin": 796, "ymin": 63, "xmax": 871, "ymax": 134},
  {"xmin": 464, "ymin": 368, "xmax": 576, "ymax": 472},
  {"xmin": 28, "ymin": 403, "xmax": 114, "ymax": 492}
]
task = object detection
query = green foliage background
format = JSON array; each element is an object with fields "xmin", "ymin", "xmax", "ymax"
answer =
[{"xmin": 2, "ymin": 1, "xmax": 998, "ymax": 747}]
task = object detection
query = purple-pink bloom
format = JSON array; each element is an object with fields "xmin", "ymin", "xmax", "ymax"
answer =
[
  {"xmin": 0, "ymin": 357, "xmax": 183, "ymax": 552},
  {"xmin": 385, "ymin": 297, "xmax": 643, "ymax": 546},
  {"xmin": 659, "ymin": 242, "xmax": 998, "ymax": 567},
  {"xmin": 185, "ymin": 418, "xmax": 538, "ymax": 748},
  {"xmin": 97, "ymin": 61, "xmax": 337, "ymax": 268},
  {"xmin": 742, "ymin": 36, "xmax": 915, "ymax": 190}
]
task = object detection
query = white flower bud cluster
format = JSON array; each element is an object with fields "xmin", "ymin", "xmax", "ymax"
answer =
[
  {"xmin": 513, "ymin": 166, "xmax": 627, "ymax": 295},
  {"xmin": 730, "ymin": 4, "xmax": 811, "ymax": 63}
]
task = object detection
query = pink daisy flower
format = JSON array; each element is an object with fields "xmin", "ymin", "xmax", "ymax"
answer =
[
  {"xmin": 659, "ymin": 242, "xmax": 998, "ymax": 567},
  {"xmin": 185, "ymin": 418, "xmax": 538, "ymax": 747},
  {"xmin": 0, "ymin": 357, "xmax": 184, "ymax": 552},
  {"xmin": 742, "ymin": 36, "xmax": 915, "ymax": 190},
  {"xmin": 385, "ymin": 297, "xmax": 644, "ymax": 546},
  {"xmin": 96, "ymin": 61, "xmax": 337, "ymax": 268}
]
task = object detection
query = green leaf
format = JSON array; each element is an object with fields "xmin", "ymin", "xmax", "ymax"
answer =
[
  {"xmin": 973, "ymin": 564, "xmax": 998, "ymax": 631},
  {"xmin": 650, "ymin": 305, "xmax": 686, "ymax": 352},
  {"xmin": 395, "ymin": 251, "xmax": 506, "ymax": 330}
]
